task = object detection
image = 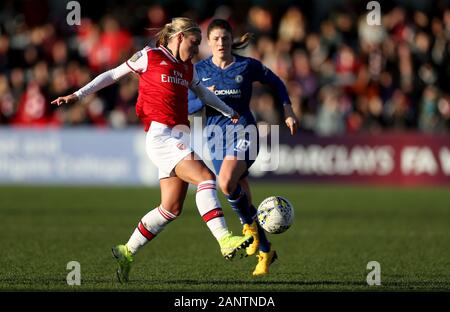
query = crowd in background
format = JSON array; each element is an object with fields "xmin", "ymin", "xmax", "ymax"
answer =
[{"xmin": 1, "ymin": 0, "xmax": 450, "ymax": 135}]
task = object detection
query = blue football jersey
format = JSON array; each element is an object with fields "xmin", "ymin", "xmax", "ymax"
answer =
[{"xmin": 188, "ymin": 54, "xmax": 291, "ymax": 127}]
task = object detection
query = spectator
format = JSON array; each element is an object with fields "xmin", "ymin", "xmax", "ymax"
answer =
[
  {"xmin": 315, "ymin": 86, "xmax": 346, "ymax": 136},
  {"xmin": 419, "ymin": 86, "xmax": 441, "ymax": 133},
  {"xmin": 278, "ymin": 6, "xmax": 306, "ymax": 44}
]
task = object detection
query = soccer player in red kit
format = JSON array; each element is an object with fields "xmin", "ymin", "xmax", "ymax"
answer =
[{"xmin": 52, "ymin": 17, "xmax": 253, "ymax": 283}]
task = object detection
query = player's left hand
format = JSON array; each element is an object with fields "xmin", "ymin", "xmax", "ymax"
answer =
[
  {"xmin": 285, "ymin": 116, "xmax": 298, "ymax": 135},
  {"xmin": 230, "ymin": 111, "xmax": 240, "ymax": 124},
  {"xmin": 284, "ymin": 105, "xmax": 298, "ymax": 135}
]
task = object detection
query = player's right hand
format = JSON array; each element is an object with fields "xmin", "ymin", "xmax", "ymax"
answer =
[{"xmin": 51, "ymin": 94, "xmax": 79, "ymax": 106}]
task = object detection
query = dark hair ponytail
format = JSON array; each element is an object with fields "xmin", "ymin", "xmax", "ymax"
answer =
[{"xmin": 231, "ymin": 33, "xmax": 254, "ymax": 50}]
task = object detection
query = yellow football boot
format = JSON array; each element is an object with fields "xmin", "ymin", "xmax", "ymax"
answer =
[
  {"xmin": 252, "ymin": 250, "xmax": 278, "ymax": 276},
  {"xmin": 242, "ymin": 221, "xmax": 260, "ymax": 256}
]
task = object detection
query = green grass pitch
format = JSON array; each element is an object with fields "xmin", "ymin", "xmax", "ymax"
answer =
[{"xmin": 0, "ymin": 183, "xmax": 449, "ymax": 291}]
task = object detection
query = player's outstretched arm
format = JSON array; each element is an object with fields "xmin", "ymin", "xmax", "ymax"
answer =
[
  {"xmin": 51, "ymin": 61, "xmax": 135, "ymax": 106},
  {"xmin": 250, "ymin": 58, "xmax": 299, "ymax": 134}
]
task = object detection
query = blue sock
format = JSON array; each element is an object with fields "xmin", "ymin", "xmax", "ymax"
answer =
[
  {"xmin": 249, "ymin": 205, "xmax": 271, "ymax": 252},
  {"xmin": 226, "ymin": 185, "xmax": 254, "ymax": 225}
]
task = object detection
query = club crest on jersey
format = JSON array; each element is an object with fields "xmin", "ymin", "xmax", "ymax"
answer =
[
  {"xmin": 129, "ymin": 51, "xmax": 143, "ymax": 62},
  {"xmin": 235, "ymin": 75, "xmax": 243, "ymax": 83},
  {"xmin": 176, "ymin": 143, "xmax": 187, "ymax": 150}
]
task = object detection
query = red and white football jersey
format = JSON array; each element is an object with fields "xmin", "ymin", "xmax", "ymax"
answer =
[{"xmin": 126, "ymin": 46, "xmax": 194, "ymax": 131}]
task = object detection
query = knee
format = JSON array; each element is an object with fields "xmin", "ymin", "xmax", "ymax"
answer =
[
  {"xmin": 218, "ymin": 174, "xmax": 237, "ymax": 197},
  {"xmin": 200, "ymin": 167, "xmax": 216, "ymax": 182},
  {"xmin": 161, "ymin": 203, "xmax": 183, "ymax": 217}
]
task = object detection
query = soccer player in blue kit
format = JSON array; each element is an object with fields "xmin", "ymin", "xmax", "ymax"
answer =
[{"xmin": 188, "ymin": 19, "xmax": 298, "ymax": 276}]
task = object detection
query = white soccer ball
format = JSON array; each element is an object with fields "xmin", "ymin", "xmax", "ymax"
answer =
[{"xmin": 257, "ymin": 196, "xmax": 294, "ymax": 234}]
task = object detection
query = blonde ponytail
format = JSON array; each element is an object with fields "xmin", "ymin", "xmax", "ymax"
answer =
[{"xmin": 155, "ymin": 23, "xmax": 172, "ymax": 47}]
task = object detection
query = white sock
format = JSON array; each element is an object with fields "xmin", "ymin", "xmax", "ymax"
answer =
[
  {"xmin": 126, "ymin": 205, "xmax": 177, "ymax": 254},
  {"xmin": 196, "ymin": 180, "xmax": 229, "ymax": 240}
]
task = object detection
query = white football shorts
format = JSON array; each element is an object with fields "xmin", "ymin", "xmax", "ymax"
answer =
[{"xmin": 146, "ymin": 121, "xmax": 193, "ymax": 179}]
